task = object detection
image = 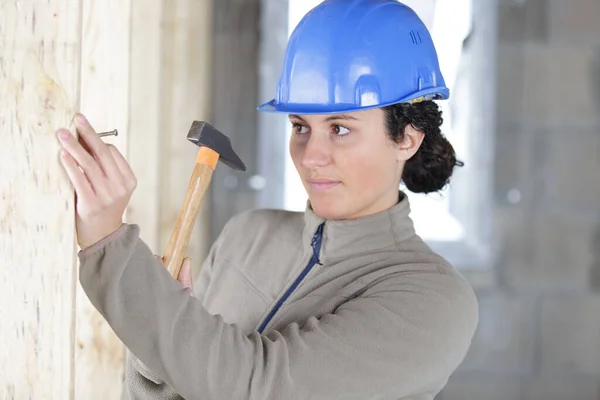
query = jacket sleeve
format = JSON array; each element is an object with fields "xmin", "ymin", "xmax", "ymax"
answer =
[
  {"xmin": 78, "ymin": 223, "xmax": 479, "ymax": 400},
  {"xmin": 81, "ymin": 222, "xmax": 226, "ymax": 400}
]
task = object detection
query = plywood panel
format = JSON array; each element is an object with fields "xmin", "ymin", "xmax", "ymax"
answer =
[
  {"xmin": 159, "ymin": 0, "xmax": 213, "ymax": 277},
  {"xmin": 0, "ymin": 2, "xmax": 82, "ymax": 398},
  {"xmin": 127, "ymin": 0, "xmax": 163, "ymax": 252},
  {"xmin": 74, "ymin": 0, "xmax": 131, "ymax": 397}
]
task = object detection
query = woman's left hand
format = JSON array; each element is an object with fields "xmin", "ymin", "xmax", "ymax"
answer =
[
  {"xmin": 177, "ymin": 258, "xmax": 194, "ymax": 293},
  {"xmin": 154, "ymin": 255, "xmax": 195, "ymax": 294},
  {"xmin": 57, "ymin": 113, "xmax": 137, "ymax": 249}
]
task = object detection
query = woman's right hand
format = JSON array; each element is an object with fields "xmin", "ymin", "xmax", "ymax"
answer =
[{"xmin": 57, "ymin": 114, "xmax": 137, "ymax": 249}]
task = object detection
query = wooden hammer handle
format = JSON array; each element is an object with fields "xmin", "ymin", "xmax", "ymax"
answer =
[{"xmin": 163, "ymin": 148, "xmax": 219, "ymax": 278}]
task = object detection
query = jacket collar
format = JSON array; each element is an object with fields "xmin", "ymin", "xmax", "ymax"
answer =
[{"xmin": 302, "ymin": 191, "xmax": 416, "ymax": 265}]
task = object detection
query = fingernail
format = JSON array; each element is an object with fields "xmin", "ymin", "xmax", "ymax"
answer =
[
  {"xmin": 76, "ymin": 114, "xmax": 87, "ymax": 124},
  {"xmin": 58, "ymin": 130, "xmax": 70, "ymax": 140}
]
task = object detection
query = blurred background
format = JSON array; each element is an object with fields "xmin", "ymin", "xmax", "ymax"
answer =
[
  {"xmin": 203, "ymin": 1, "xmax": 600, "ymax": 399},
  {"xmin": 111, "ymin": 0, "xmax": 600, "ymax": 398},
  {"xmin": 1, "ymin": 0, "xmax": 598, "ymax": 398}
]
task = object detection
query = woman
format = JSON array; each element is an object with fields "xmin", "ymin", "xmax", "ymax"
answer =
[{"xmin": 58, "ymin": 1, "xmax": 478, "ymax": 399}]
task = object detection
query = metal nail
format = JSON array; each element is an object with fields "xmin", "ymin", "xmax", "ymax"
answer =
[{"xmin": 96, "ymin": 129, "xmax": 118, "ymax": 138}]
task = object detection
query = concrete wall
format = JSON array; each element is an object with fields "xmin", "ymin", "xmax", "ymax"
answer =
[{"xmin": 437, "ymin": 0, "xmax": 600, "ymax": 399}]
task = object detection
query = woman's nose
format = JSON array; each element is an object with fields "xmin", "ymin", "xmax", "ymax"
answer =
[{"xmin": 301, "ymin": 133, "xmax": 332, "ymax": 169}]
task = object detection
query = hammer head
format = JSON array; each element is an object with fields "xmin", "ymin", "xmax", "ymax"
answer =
[{"xmin": 187, "ymin": 121, "xmax": 246, "ymax": 171}]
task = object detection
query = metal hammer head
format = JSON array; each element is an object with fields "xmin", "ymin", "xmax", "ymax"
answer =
[{"xmin": 187, "ymin": 121, "xmax": 246, "ymax": 171}]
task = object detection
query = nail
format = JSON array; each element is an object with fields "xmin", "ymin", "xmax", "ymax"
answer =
[
  {"xmin": 59, "ymin": 130, "xmax": 70, "ymax": 140},
  {"xmin": 76, "ymin": 114, "xmax": 87, "ymax": 124},
  {"xmin": 97, "ymin": 129, "xmax": 118, "ymax": 138}
]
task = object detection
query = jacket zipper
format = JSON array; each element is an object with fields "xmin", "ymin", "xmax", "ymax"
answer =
[{"xmin": 257, "ymin": 223, "xmax": 325, "ymax": 334}]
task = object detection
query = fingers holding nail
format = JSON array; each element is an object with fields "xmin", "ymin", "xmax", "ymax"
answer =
[
  {"xmin": 58, "ymin": 129, "xmax": 72, "ymax": 141},
  {"xmin": 73, "ymin": 114, "xmax": 123, "ymax": 183}
]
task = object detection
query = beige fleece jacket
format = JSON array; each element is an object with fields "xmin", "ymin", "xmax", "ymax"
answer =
[{"xmin": 78, "ymin": 192, "xmax": 478, "ymax": 400}]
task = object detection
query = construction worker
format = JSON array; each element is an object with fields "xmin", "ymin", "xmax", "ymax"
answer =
[{"xmin": 57, "ymin": 0, "xmax": 478, "ymax": 398}]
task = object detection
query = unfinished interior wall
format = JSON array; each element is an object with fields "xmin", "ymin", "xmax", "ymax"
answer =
[
  {"xmin": 156, "ymin": 0, "xmax": 213, "ymax": 274},
  {"xmin": 74, "ymin": 0, "xmax": 132, "ymax": 398},
  {"xmin": 126, "ymin": 0, "xmax": 163, "ymax": 252},
  {"xmin": 0, "ymin": 0, "xmax": 213, "ymax": 397},
  {"xmin": 0, "ymin": 2, "xmax": 82, "ymax": 397},
  {"xmin": 128, "ymin": 0, "xmax": 213, "ymax": 275},
  {"xmin": 437, "ymin": 1, "xmax": 600, "ymax": 399}
]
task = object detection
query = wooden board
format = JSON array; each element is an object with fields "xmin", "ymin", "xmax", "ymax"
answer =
[
  {"xmin": 158, "ymin": 0, "xmax": 213, "ymax": 278},
  {"xmin": 0, "ymin": 1, "xmax": 216, "ymax": 397},
  {"xmin": 74, "ymin": 0, "xmax": 132, "ymax": 398},
  {"xmin": 0, "ymin": 2, "xmax": 82, "ymax": 398},
  {"xmin": 127, "ymin": 0, "xmax": 163, "ymax": 252}
]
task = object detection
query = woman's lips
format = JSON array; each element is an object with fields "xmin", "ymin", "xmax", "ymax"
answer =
[{"xmin": 307, "ymin": 178, "xmax": 341, "ymax": 191}]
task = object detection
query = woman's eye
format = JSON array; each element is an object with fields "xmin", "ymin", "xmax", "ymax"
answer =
[
  {"xmin": 292, "ymin": 123, "xmax": 309, "ymax": 135},
  {"xmin": 333, "ymin": 125, "xmax": 350, "ymax": 136}
]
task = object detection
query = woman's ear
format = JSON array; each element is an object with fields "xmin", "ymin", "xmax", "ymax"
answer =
[{"xmin": 397, "ymin": 124, "xmax": 425, "ymax": 162}]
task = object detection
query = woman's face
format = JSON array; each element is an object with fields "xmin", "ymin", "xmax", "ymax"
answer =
[{"xmin": 289, "ymin": 108, "xmax": 423, "ymax": 220}]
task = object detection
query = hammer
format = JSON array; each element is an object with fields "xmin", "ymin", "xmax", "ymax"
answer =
[{"xmin": 161, "ymin": 121, "xmax": 246, "ymax": 279}]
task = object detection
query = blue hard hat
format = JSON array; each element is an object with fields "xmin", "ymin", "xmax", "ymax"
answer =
[{"xmin": 258, "ymin": 0, "xmax": 449, "ymax": 115}]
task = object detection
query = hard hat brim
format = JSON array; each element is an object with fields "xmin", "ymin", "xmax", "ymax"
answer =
[{"xmin": 257, "ymin": 87, "xmax": 449, "ymax": 115}]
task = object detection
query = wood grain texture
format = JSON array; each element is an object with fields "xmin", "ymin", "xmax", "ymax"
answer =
[
  {"xmin": 159, "ymin": 0, "xmax": 213, "ymax": 279},
  {"xmin": 74, "ymin": 0, "xmax": 131, "ymax": 397},
  {"xmin": 0, "ymin": 0, "xmax": 216, "ymax": 397},
  {"xmin": 164, "ymin": 163, "xmax": 214, "ymax": 278},
  {"xmin": 127, "ymin": 0, "xmax": 163, "ymax": 252},
  {"xmin": 0, "ymin": 2, "xmax": 82, "ymax": 398}
]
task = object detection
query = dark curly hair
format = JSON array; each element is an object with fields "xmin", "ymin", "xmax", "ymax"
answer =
[{"xmin": 382, "ymin": 100, "xmax": 463, "ymax": 194}]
